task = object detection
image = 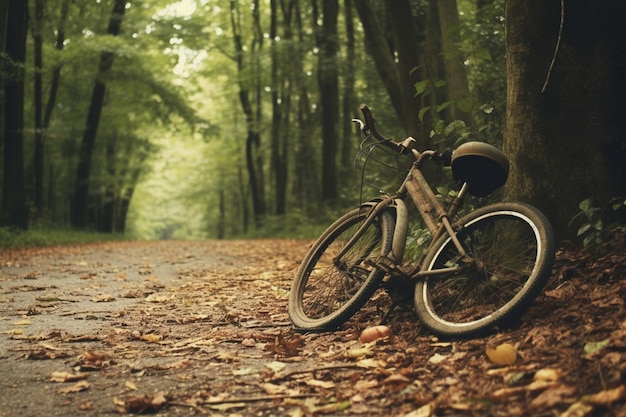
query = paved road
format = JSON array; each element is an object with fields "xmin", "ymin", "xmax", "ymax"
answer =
[{"xmin": 0, "ymin": 240, "xmax": 309, "ymax": 417}]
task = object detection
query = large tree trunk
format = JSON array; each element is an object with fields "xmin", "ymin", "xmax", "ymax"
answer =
[
  {"xmin": 436, "ymin": 0, "xmax": 473, "ymax": 125},
  {"xmin": 71, "ymin": 0, "xmax": 126, "ymax": 229},
  {"xmin": 354, "ymin": 0, "xmax": 426, "ymax": 142},
  {"xmin": 41, "ymin": 0, "xmax": 70, "ymax": 223},
  {"xmin": 32, "ymin": 0, "xmax": 44, "ymax": 215},
  {"xmin": 504, "ymin": 0, "xmax": 626, "ymax": 240},
  {"xmin": 317, "ymin": 0, "xmax": 340, "ymax": 203},
  {"xmin": 230, "ymin": 0, "xmax": 266, "ymax": 227},
  {"xmin": 1, "ymin": 0, "xmax": 28, "ymax": 229}
]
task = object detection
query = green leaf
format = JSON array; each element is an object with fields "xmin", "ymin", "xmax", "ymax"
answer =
[
  {"xmin": 577, "ymin": 223, "xmax": 591, "ymax": 236},
  {"xmin": 436, "ymin": 101, "xmax": 452, "ymax": 113},
  {"xmin": 583, "ymin": 338, "xmax": 610, "ymax": 355},
  {"xmin": 418, "ymin": 106, "xmax": 431, "ymax": 121},
  {"xmin": 474, "ymin": 48, "xmax": 492, "ymax": 61},
  {"xmin": 457, "ymin": 97, "xmax": 475, "ymax": 113},
  {"xmin": 414, "ymin": 80, "xmax": 430, "ymax": 96}
]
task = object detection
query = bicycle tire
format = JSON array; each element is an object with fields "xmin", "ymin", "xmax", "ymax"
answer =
[
  {"xmin": 289, "ymin": 206, "xmax": 395, "ymax": 331},
  {"xmin": 414, "ymin": 202, "xmax": 555, "ymax": 338}
]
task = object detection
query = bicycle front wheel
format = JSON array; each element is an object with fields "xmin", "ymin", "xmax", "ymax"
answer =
[
  {"xmin": 414, "ymin": 202, "xmax": 555, "ymax": 338},
  {"xmin": 289, "ymin": 206, "xmax": 394, "ymax": 331}
]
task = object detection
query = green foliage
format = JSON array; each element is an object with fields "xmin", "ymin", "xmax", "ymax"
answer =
[
  {"xmin": 0, "ymin": 227, "xmax": 128, "ymax": 249},
  {"xmin": 569, "ymin": 197, "xmax": 626, "ymax": 248}
]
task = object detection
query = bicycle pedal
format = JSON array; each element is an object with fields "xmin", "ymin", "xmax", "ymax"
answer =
[{"xmin": 366, "ymin": 255, "xmax": 404, "ymax": 276}]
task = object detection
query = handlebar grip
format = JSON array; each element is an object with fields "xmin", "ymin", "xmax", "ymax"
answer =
[{"xmin": 359, "ymin": 103, "xmax": 407, "ymax": 153}]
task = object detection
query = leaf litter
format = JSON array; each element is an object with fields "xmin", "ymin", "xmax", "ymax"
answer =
[{"xmin": 0, "ymin": 232, "xmax": 624, "ymax": 416}]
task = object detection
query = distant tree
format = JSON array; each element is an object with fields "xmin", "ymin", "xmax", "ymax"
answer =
[
  {"xmin": 229, "ymin": 0, "xmax": 267, "ymax": 228},
  {"xmin": 315, "ymin": 0, "xmax": 340, "ymax": 203},
  {"xmin": 504, "ymin": 0, "xmax": 626, "ymax": 240},
  {"xmin": 71, "ymin": 0, "xmax": 126, "ymax": 229},
  {"xmin": 1, "ymin": 0, "xmax": 28, "ymax": 229}
]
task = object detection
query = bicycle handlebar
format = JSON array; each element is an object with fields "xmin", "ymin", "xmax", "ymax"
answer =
[
  {"xmin": 353, "ymin": 103, "xmax": 452, "ymax": 165},
  {"xmin": 356, "ymin": 104, "xmax": 415, "ymax": 155}
]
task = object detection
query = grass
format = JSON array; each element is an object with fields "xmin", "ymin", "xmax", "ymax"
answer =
[{"xmin": 0, "ymin": 227, "xmax": 129, "ymax": 249}]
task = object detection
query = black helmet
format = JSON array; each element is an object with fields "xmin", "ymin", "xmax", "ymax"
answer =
[{"xmin": 451, "ymin": 141, "xmax": 509, "ymax": 197}]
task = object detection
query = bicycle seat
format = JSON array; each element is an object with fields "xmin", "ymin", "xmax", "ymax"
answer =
[{"xmin": 451, "ymin": 141, "xmax": 509, "ymax": 197}]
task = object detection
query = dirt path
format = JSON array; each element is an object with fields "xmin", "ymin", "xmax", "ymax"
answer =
[{"xmin": 0, "ymin": 239, "xmax": 624, "ymax": 416}]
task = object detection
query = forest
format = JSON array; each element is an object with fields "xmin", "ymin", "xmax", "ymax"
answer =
[{"xmin": 1, "ymin": 0, "xmax": 625, "ymax": 243}]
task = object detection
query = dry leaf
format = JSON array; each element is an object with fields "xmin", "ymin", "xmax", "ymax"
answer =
[
  {"xmin": 305, "ymin": 378, "xmax": 336, "ymax": 389},
  {"xmin": 57, "ymin": 380, "xmax": 90, "ymax": 394},
  {"xmin": 428, "ymin": 353, "xmax": 448, "ymax": 364},
  {"xmin": 137, "ymin": 334, "xmax": 162, "ymax": 343},
  {"xmin": 584, "ymin": 385, "xmax": 625, "ymax": 405},
  {"xmin": 120, "ymin": 391, "xmax": 169, "ymax": 414},
  {"xmin": 265, "ymin": 361, "xmax": 287, "ymax": 372},
  {"xmin": 382, "ymin": 373, "xmax": 411, "ymax": 385},
  {"xmin": 50, "ymin": 371, "xmax": 92, "ymax": 382},
  {"xmin": 534, "ymin": 368, "xmax": 561, "ymax": 382},
  {"xmin": 486, "ymin": 343, "xmax": 517, "ymax": 366},
  {"xmin": 125, "ymin": 380, "xmax": 138, "ymax": 391},
  {"xmin": 347, "ymin": 347, "xmax": 373, "ymax": 359},
  {"xmin": 359, "ymin": 325, "xmax": 391, "ymax": 343},
  {"xmin": 404, "ymin": 403, "xmax": 433, "ymax": 417}
]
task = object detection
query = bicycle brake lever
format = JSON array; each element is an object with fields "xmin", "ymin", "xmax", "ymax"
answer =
[{"xmin": 351, "ymin": 118, "xmax": 367, "ymax": 134}]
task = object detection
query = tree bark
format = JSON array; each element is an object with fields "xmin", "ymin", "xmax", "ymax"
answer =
[
  {"xmin": 436, "ymin": 0, "xmax": 473, "ymax": 125},
  {"xmin": 317, "ymin": 0, "xmax": 340, "ymax": 203},
  {"xmin": 33, "ymin": 0, "xmax": 44, "ymax": 215},
  {"xmin": 504, "ymin": 0, "xmax": 626, "ymax": 240},
  {"xmin": 71, "ymin": 0, "xmax": 126, "ymax": 229},
  {"xmin": 354, "ymin": 0, "xmax": 425, "ymax": 142},
  {"xmin": 1, "ymin": 0, "xmax": 28, "ymax": 229},
  {"xmin": 230, "ymin": 0, "xmax": 266, "ymax": 227}
]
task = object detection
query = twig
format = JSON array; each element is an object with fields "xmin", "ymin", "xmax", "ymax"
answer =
[
  {"xmin": 541, "ymin": 0, "xmax": 565, "ymax": 93},
  {"xmin": 202, "ymin": 393, "xmax": 316, "ymax": 405},
  {"xmin": 270, "ymin": 363, "xmax": 360, "ymax": 382}
]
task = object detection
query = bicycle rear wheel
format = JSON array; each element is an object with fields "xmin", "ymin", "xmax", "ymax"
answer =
[
  {"xmin": 289, "ymin": 206, "xmax": 394, "ymax": 331},
  {"xmin": 414, "ymin": 202, "xmax": 555, "ymax": 338}
]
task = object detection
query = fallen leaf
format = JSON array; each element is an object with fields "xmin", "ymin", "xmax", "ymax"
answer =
[
  {"xmin": 137, "ymin": 334, "xmax": 162, "ymax": 343},
  {"xmin": 486, "ymin": 343, "xmax": 517, "ymax": 366},
  {"xmin": 119, "ymin": 391, "xmax": 169, "ymax": 414},
  {"xmin": 347, "ymin": 347, "xmax": 373, "ymax": 359},
  {"xmin": 265, "ymin": 361, "xmax": 287, "ymax": 372},
  {"xmin": 559, "ymin": 401, "xmax": 593, "ymax": 417},
  {"xmin": 428, "ymin": 353, "xmax": 448, "ymax": 364},
  {"xmin": 583, "ymin": 385, "xmax": 625, "ymax": 405},
  {"xmin": 383, "ymin": 373, "xmax": 411, "ymax": 385},
  {"xmin": 305, "ymin": 378, "xmax": 336, "ymax": 389},
  {"xmin": 583, "ymin": 338, "xmax": 610, "ymax": 356},
  {"xmin": 57, "ymin": 380, "xmax": 90, "ymax": 394},
  {"xmin": 125, "ymin": 380, "xmax": 138, "ymax": 391},
  {"xmin": 359, "ymin": 325, "xmax": 391, "ymax": 343},
  {"xmin": 404, "ymin": 403, "xmax": 433, "ymax": 417},
  {"xmin": 534, "ymin": 368, "xmax": 561, "ymax": 382},
  {"xmin": 51, "ymin": 371, "xmax": 92, "ymax": 382}
]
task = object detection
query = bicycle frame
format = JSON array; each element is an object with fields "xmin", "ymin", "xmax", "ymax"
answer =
[{"xmin": 335, "ymin": 148, "xmax": 473, "ymax": 281}]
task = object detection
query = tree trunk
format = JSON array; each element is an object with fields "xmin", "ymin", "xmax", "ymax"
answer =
[
  {"xmin": 270, "ymin": 0, "xmax": 289, "ymax": 216},
  {"xmin": 340, "ymin": 0, "xmax": 356, "ymax": 176},
  {"xmin": 354, "ymin": 0, "xmax": 425, "ymax": 142},
  {"xmin": 71, "ymin": 0, "xmax": 126, "ymax": 229},
  {"xmin": 436, "ymin": 0, "xmax": 473, "ymax": 125},
  {"xmin": 504, "ymin": 0, "xmax": 626, "ymax": 240},
  {"xmin": 33, "ymin": 0, "xmax": 44, "ymax": 215},
  {"xmin": 317, "ymin": 0, "xmax": 339, "ymax": 203},
  {"xmin": 41, "ymin": 0, "xmax": 70, "ymax": 222},
  {"xmin": 1, "ymin": 0, "xmax": 28, "ymax": 229},
  {"xmin": 230, "ymin": 0, "xmax": 266, "ymax": 227}
]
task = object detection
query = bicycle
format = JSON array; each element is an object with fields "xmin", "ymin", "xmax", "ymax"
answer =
[{"xmin": 288, "ymin": 104, "xmax": 556, "ymax": 338}]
